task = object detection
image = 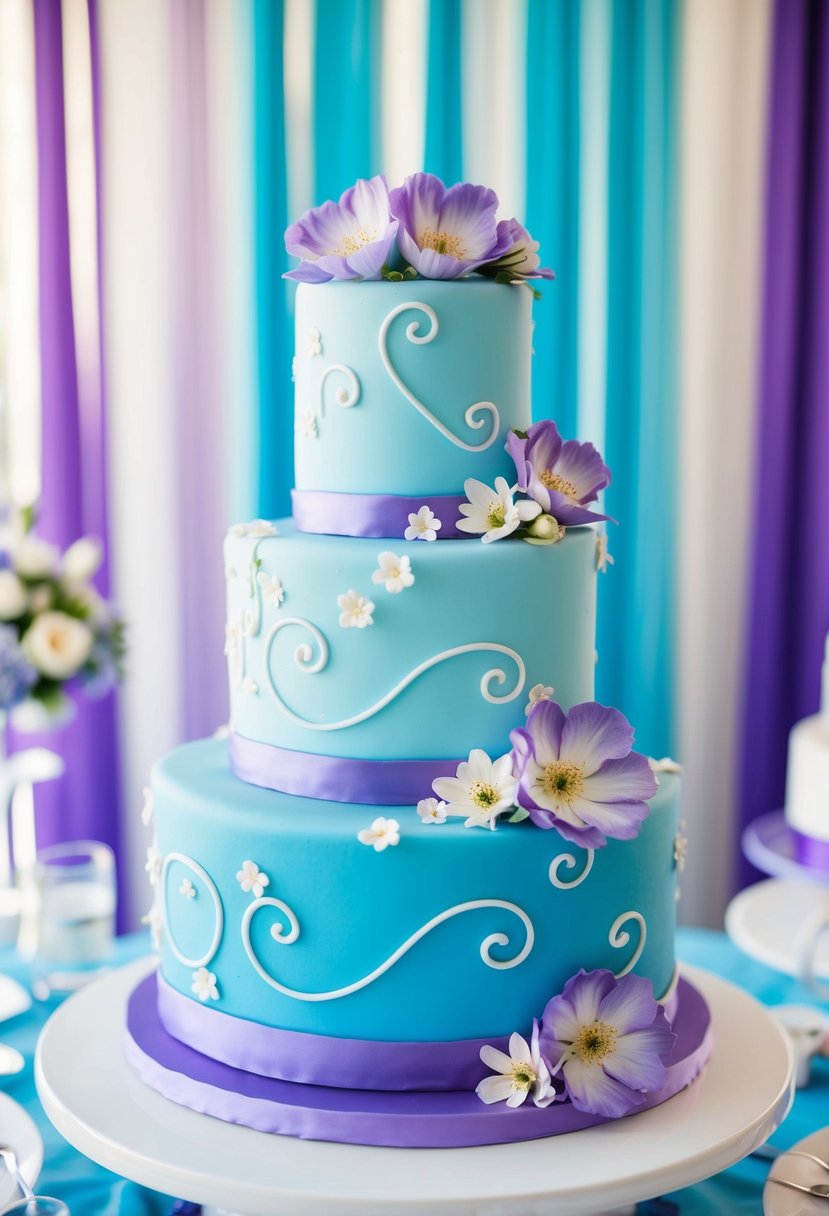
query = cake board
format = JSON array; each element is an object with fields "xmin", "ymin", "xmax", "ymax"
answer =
[{"xmin": 34, "ymin": 957, "xmax": 793, "ymax": 1216}]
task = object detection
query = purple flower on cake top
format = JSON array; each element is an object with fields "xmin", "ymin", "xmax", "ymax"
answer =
[
  {"xmin": 478, "ymin": 218, "xmax": 555, "ymax": 281},
  {"xmin": 284, "ymin": 175, "xmax": 398, "ymax": 283},
  {"xmin": 388, "ymin": 173, "xmax": 513, "ymax": 280},
  {"xmin": 539, "ymin": 969, "xmax": 675, "ymax": 1118},
  {"xmin": 510, "ymin": 699, "xmax": 657, "ymax": 848},
  {"xmin": 506, "ymin": 421, "xmax": 611, "ymax": 525}
]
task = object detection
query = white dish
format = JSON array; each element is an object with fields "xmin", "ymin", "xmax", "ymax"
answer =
[
  {"xmin": 0, "ymin": 1092, "xmax": 43, "ymax": 1207},
  {"xmin": 765, "ymin": 1125, "xmax": 829, "ymax": 1214},
  {"xmin": 0, "ymin": 976, "xmax": 32, "ymax": 1024},
  {"xmin": 726, "ymin": 879, "xmax": 829, "ymax": 984}
]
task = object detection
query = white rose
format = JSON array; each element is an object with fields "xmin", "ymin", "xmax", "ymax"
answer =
[
  {"xmin": 14, "ymin": 536, "xmax": 59, "ymax": 580},
  {"xmin": 22, "ymin": 611, "xmax": 94, "ymax": 680},
  {"xmin": 62, "ymin": 536, "xmax": 103, "ymax": 582},
  {"xmin": 0, "ymin": 570, "xmax": 27, "ymax": 620}
]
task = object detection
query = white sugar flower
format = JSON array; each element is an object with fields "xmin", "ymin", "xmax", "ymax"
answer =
[
  {"xmin": 145, "ymin": 842, "xmax": 162, "ymax": 887},
  {"xmin": 432, "ymin": 750, "xmax": 517, "ymax": 830},
  {"xmin": 179, "ymin": 878, "xmax": 196, "ymax": 899},
  {"xmin": 417, "ymin": 798, "xmax": 448, "ymax": 825},
  {"xmin": 257, "ymin": 571, "xmax": 285, "ymax": 606},
  {"xmin": 673, "ymin": 830, "xmax": 688, "ymax": 872},
  {"xmin": 456, "ymin": 477, "xmax": 541, "ymax": 543},
  {"xmin": 307, "ymin": 327, "xmax": 322, "ymax": 357},
  {"xmin": 224, "ymin": 619, "xmax": 241, "ymax": 656},
  {"xmin": 299, "ymin": 410, "xmax": 318, "ymax": 439},
  {"xmin": 337, "ymin": 589, "xmax": 374, "ymax": 629},
  {"xmin": 404, "ymin": 505, "xmax": 441, "ymax": 542},
  {"xmin": 595, "ymin": 532, "xmax": 614, "ymax": 573},
  {"xmin": 21, "ymin": 611, "xmax": 93, "ymax": 680},
  {"xmin": 243, "ymin": 676, "xmax": 259, "ymax": 696},
  {"xmin": 140, "ymin": 787, "xmax": 154, "ymax": 826},
  {"xmin": 525, "ymin": 683, "xmax": 554, "ymax": 716},
  {"xmin": 62, "ymin": 536, "xmax": 103, "ymax": 581},
  {"xmin": 649, "ymin": 756, "xmax": 683, "ymax": 775},
  {"xmin": 476, "ymin": 1023, "xmax": 559, "ymax": 1109},
  {"xmin": 191, "ymin": 967, "xmax": 220, "ymax": 1003},
  {"xmin": 13, "ymin": 535, "xmax": 60, "ymax": 579},
  {"xmin": 358, "ymin": 817, "xmax": 401, "ymax": 851},
  {"xmin": 291, "ymin": 355, "xmax": 298, "ymax": 381},
  {"xmin": 236, "ymin": 859, "xmax": 270, "ymax": 899},
  {"xmin": 0, "ymin": 571, "xmax": 27, "ymax": 620},
  {"xmin": 228, "ymin": 520, "xmax": 279, "ymax": 539},
  {"xmin": 371, "ymin": 551, "xmax": 414, "ymax": 594},
  {"xmin": 141, "ymin": 905, "xmax": 163, "ymax": 951}
]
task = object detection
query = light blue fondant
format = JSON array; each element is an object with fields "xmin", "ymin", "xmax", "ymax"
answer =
[
  {"xmin": 293, "ymin": 279, "xmax": 532, "ymax": 497},
  {"xmin": 225, "ymin": 520, "xmax": 597, "ymax": 761},
  {"xmin": 153, "ymin": 739, "xmax": 680, "ymax": 1042}
]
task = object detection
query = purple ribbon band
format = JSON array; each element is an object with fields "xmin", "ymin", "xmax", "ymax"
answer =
[
  {"xmin": 792, "ymin": 828, "xmax": 829, "ymax": 873},
  {"xmin": 229, "ymin": 731, "xmax": 462, "ymax": 805},
  {"xmin": 292, "ymin": 488, "xmax": 467, "ymax": 539}
]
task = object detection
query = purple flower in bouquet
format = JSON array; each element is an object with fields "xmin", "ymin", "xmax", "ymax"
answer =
[
  {"xmin": 539, "ymin": 969, "xmax": 675, "ymax": 1118},
  {"xmin": 506, "ymin": 421, "xmax": 611, "ymax": 525},
  {"xmin": 388, "ymin": 173, "xmax": 512, "ymax": 280},
  {"xmin": 0, "ymin": 624, "xmax": 37, "ymax": 710},
  {"xmin": 284, "ymin": 176, "xmax": 398, "ymax": 283},
  {"xmin": 510, "ymin": 699, "xmax": 657, "ymax": 847},
  {"xmin": 478, "ymin": 218, "xmax": 554, "ymax": 281}
]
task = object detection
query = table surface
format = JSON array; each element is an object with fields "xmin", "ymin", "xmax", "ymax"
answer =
[{"xmin": 0, "ymin": 925, "xmax": 826, "ymax": 1215}]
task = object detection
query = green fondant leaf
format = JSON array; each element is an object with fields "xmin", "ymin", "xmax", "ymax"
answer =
[{"xmin": 508, "ymin": 807, "xmax": 530, "ymax": 823}]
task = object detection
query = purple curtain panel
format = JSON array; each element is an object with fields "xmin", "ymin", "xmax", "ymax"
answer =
[{"xmin": 737, "ymin": 0, "xmax": 829, "ymax": 886}]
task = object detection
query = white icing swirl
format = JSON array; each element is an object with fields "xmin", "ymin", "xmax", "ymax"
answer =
[
  {"xmin": 161, "ymin": 852, "xmax": 224, "ymax": 970},
  {"xmin": 319, "ymin": 364, "xmax": 361, "ymax": 414},
  {"xmin": 548, "ymin": 848, "xmax": 595, "ymax": 890},
  {"xmin": 609, "ymin": 911, "xmax": 647, "ymax": 977}
]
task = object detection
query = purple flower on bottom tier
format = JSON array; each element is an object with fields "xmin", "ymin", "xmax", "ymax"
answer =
[
  {"xmin": 478, "ymin": 218, "xmax": 555, "ymax": 281},
  {"xmin": 539, "ymin": 969, "xmax": 675, "ymax": 1118},
  {"xmin": 506, "ymin": 420, "xmax": 611, "ymax": 525},
  {"xmin": 284, "ymin": 175, "xmax": 398, "ymax": 283},
  {"xmin": 510, "ymin": 699, "xmax": 657, "ymax": 847},
  {"xmin": 388, "ymin": 173, "xmax": 512, "ymax": 280}
]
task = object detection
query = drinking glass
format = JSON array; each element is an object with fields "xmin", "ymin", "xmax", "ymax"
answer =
[
  {"xmin": 0, "ymin": 1200, "xmax": 70, "ymax": 1214},
  {"xmin": 30, "ymin": 840, "xmax": 116, "ymax": 1001}
]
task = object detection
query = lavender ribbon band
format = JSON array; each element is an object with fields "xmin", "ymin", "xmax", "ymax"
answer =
[
  {"xmin": 292, "ymin": 488, "xmax": 467, "ymax": 539},
  {"xmin": 126, "ymin": 973, "xmax": 711, "ymax": 1148},
  {"xmin": 792, "ymin": 828, "xmax": 829, "ymax": 873},
  {"xmin": 229, "ymin": 731, "xmax": 462, "ymax": 805}
]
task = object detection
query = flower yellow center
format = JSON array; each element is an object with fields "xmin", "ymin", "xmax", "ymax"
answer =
[
  {"xmin": 540, "ymin": 469, "xmax": 579, "ymax": 501},
  {"xmin": 419, "ymin": 228, "xmax": 466, "ymax": 259},
  {"xmin": 46, "ymin": 627, "xmax": 71, "ymax": 655},
  {"xmin": 469, "ymin": 781, "xmax": 499, "ymax": 810},
  {"xmin": 540, "ymin": 761, "xmax": 585, "ymax": 804},
  {"xmin": 511, "ymin": 1061, "xmax": 537, "ymax": 1091},
  {"xmin": 487, "ymin": 504, "xmax": 507, "ymax": 529},
  {"xmin": 336, "ymin": 226, "xmax": 378, "ymax": 255},
  {"xmin": 572, "ymin": 1021, "xmax": 616, "ymax": 1064}
]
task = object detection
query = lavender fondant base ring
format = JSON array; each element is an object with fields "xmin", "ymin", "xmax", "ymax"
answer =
[
  {"xmin": 742, "ymin": 811, "xmax": 829, "ymax": 887},
  {"xmin": 124, "ymin": 973, "xmax": 713, "ymax": 1148}
]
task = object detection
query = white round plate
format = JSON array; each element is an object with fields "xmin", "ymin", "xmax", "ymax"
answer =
[
  {"xmin": 765, "ymin": 1126, "xmax": 829, "ymax": 1214},
  {"xmin": 0, "ymin": 1092, "xmax": 43, "ymax": 1206},
  {"xmin": 726, "ymin": 879, "xmax": 829, "ymax": 982},
  {"xmin": 35, "ymin": 958, "xmax": 794, "ymax": 1216}
]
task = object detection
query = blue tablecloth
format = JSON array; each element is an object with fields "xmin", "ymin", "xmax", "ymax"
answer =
[{"xmin": 0, "ymin": 926, "xmax": 825, "ymax": 1214}]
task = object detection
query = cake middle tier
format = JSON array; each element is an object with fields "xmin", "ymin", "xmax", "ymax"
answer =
[{"xmin": 225, "ymin": 521, "xmax": 598, "ymax": 795}]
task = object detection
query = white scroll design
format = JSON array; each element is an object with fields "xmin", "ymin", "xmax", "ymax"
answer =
[
  {"xmin": 241, "ymin": 897, "xmax": 534, "ymax": 1002},
  {"xmin": 608, "ymin": 911, "xmax": 646, "ymax": 978},
  {"xmin": 548, "ymin": 848, "xmax": 595, "ymax": 890},
  {"xmin": 161, "ymin": 852, "xmax": 224, "ymax": 970},
  {"xmin": 378, "ymin": 301, "xmax": 499, "ymax": 451},
  {"xmin": 319, "ymin": 364, "xmax": 361, "ymax": 415},
  {"xmin": 265, "ymin": 619, "xmax": 526, "ymax": 731}
]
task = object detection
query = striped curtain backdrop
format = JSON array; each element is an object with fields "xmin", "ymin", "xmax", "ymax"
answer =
[{"xmin": 3, "ymin": 0, "xmax": 819, "ymax": 935}]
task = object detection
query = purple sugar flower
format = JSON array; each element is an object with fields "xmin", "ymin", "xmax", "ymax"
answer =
[
  {"xmin": 0, "ymin": 624, "xmax": 37, "ymax": 710},
  {"xmin": 510, "ymin": 699, "xmax": 657, "ymax": 847},
  {"xmin": 284, "ymin": 176, "xmax": 398, "ymax": 283},
  {"xmin": 539, "ymin": 969, "xmax": 675, "ymax": 1119},
  {"xmin": 388, "ymin": 173, "xmax": 512, "ymax": 280},
  {"xmin": 506, "ymin": 421, "xmax": 611, "ymax": 525},
  {"xmin": 478, "ymin": 218, "xmax": 554, "ymax": 281}
]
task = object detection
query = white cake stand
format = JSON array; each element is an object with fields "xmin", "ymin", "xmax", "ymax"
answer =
[
  {"xmin": 726, "ymin": 878, "xmax": 829, "ymax": 989},
  {"xmin": 34, "ymin": 958, "xmax": 793, "ymax": 1216}
]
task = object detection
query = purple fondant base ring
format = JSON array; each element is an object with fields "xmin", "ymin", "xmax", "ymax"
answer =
[
  {"xmin": 124, "ymin": 972, "xmax": 713, "ymax": 1148},
  {"xmin": 742, "ymin": 811, "xmax": 829, "ymax": 888}
]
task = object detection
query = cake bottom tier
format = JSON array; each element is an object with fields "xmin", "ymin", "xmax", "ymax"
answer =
[{"xmin": 125, "ymin": 971, "xmax": 712, "ymax": 1148}]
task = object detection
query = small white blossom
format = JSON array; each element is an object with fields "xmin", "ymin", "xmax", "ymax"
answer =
[
  {"xmin": 417, "ymin": 798, "xmax": 448, "ymax": 825},
  {"xmin": 243, "ymin": 676, "xmax": 259, "ymax": 696},
  {"xmin": 140, "ymin": 786, "xmax": 154, "ymax": 826},
  {"xmin": 371, "ymin": 551, "xmax": 414, "ymax": 594},
  {"xmin": 456, "ymin": 477, "xmax": 541, "ymax": 543},
  {"xmin": 673, "ymin": 821, "xmax": 688, "ymax": 873},
  {"xmin": 476, "ymin": 1024, "xmax": 558, "ymax": 1109},
  {"xmin": 649, "ymin": 756, "xmax": 683, "ymax": 775},
  {"xmin": 62, "ymin": 536, "xmax": 103, "ymax": 581},
  {"xmin": 228, "ymin": 520, "xmax": 279, "ymax": 539},
  {"xmin": 337, "ymin": 589, "xmax": 374, "ymax": 629},
  {"xmin": 145, "ymin": 842, "xmax": 162, "ymax": 887},
  {"xmin": 191, "ymin": 967, "xmax": 219, "ymax": 1003},
  {"xmin": 236, "ymin": 859, "xmax": 270, "ymax": 899},
  {"xmin": 141, "ymin": 905, "xmax": 163, "ymax": 951},
  {"xmin": 224, "ymin": 565, "xmax": 237, "ymax": 581},
  {"xmin": 291, "ymin": 355, "xmax": 298, "ymax": 381},
  {"xmin": 224, "ymin": 619, "xmax": 241, "ymax": 656},
  {"xmin": 179, "ymin": 878, "xmax": 196, "ymax": 900},
  {"xmin": 433, "ymin": 750, "xmax": 517, "ymax": 830},
  {"xmin": 299, "ymin": 410, "xmax": 318, "ymax": 439},
  {"xmin": 13, "ymin": 535, "xmax": 60, "ymax": 579},
  {"xmin": 0, "ymin": 571, "xmax": 27, "ymax": 620},
  {"xmin": 257, "ymin": 571, "xmax": 285, "ymax": 607},
  {"xmin": 404, "ymin": 505, "xmax": 441, "ymax": 542},
  {"xmin": 525, "ymin": 683, "xmax": 554, "ymax": 716},
  {"xmin": 596, "ymin": 533, "xmax": 614, "ymax": 573},
  {"xmin": 21, "ymin": 611, "xmax": 93, "ymax": 679},
  {"xmin": 307, "ymin": 327, "xmax": 322, "ymax": 357},
  {"xmin": 358, "ymin": 816, "xmax": 401, "ymax": 852}
]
